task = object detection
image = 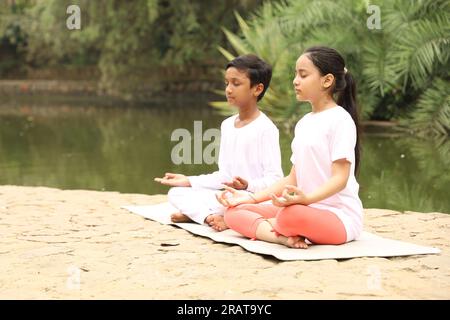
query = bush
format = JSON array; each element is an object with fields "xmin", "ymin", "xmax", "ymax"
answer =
[{"xmin": 212, "ymin": 0, "xmax": 450, "ymax": 137}]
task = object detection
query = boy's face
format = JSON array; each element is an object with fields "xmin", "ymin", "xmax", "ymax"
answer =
[{"xmin": 225, "ymin": 67, "xmax": 261, "ymax": 107}]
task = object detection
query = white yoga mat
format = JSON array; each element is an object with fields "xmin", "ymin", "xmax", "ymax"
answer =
[{"xmin": 122, "ymin": 202, "xmax": 441, "ymax": 261}]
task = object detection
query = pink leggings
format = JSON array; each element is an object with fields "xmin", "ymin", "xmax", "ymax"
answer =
[{"xmin": 224, "ymin": 203, "xmax": 347, "ymax": 245}]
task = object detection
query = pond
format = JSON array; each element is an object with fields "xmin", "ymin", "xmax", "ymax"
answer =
[{"xmin": 0, "ymin": 96, "xmax": 448, "ymax": 213}]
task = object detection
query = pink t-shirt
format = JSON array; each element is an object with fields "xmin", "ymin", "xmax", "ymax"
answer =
[{"xmin": 290, "ymin": 106, "xmax": 363, "ymax": 242}]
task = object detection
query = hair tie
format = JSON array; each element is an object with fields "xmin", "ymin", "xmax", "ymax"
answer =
[{"xmin": 344, "ymin": 67, "xmax": 348, "ymax": 74}]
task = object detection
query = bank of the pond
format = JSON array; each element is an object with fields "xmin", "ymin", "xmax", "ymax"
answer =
[
  {"xmin": 0, "ymin": 78, "xmax": 222, "ymax": 102},
  {"xmin": 0, "ymin": 186, "xmax": 448, "ymax": 299}
]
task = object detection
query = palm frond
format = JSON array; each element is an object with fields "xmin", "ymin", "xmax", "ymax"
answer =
[
  {"xmin": 391, "ymin": 15, "xmax": 450, "ymax": 89},
  {"xmin": 401, "ymin": 78, "xmax": 450, "ymax": 137},
  {"xmin": 212, "ymin": 0, "xmax": 450, "ymax": 137},
  {"xmin": 221, "ymin": 27, "xmax": 251, "ymax": 55},
  {"xmin": 216, "ymin": 46, "xmax": 235, "ymax": 61},
  {"xmin": 362, "ymin": 33, "xmax": 398, "ymax": 95}
]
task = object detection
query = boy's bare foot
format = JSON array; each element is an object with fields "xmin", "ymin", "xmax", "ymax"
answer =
[
  {"xmin": 170, "ymin": 212, "xmax": 193, "ymax": 223},
  {"xmin": 206, "ymin": 214, "xmax": 228, "ymax": 231},
  {"xmin": 205, "ymin": 215, "xmax": 214, "ymax": 225},
  {"xmin": 286, "ymin": 236, "xmax": 309, "ymax": 249}
]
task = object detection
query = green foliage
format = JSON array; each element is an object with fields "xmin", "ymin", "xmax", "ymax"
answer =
[
  {"xmin": 213, "ymin": 0, "xmax": 450, "ymax": 137},
  {"xmin": 0, "ymin": 0, "xmax": 263, "ymax": 96},
  {"xmin": 400, "ymin": 78, "xmax": 450, "ymax": 137}
]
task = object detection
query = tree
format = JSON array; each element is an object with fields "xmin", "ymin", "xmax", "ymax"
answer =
[
  {"xmin": 0, "ymin": 0, "xmax": 264, "ymax": 97},
  {"xmin": 213, "ymin": 0, "xmax": 450, "ymax": 137}
]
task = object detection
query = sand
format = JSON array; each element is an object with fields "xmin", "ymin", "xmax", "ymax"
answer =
[{"xmin": 0, "ymin": 185, "xmax": 448, "ymax": 299}]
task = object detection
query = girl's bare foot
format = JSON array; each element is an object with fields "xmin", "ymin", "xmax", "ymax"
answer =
[
  {"xmin": 206, "ymin": 214, "xmax": 228, "ymax": 231},
  {"xmin": 253, "ymin": 219, "xmax": 308, "ymax": 249},
  {"xmin": 170, "ymin": 212, "xmax": 193, "ymax": 223},
  {"xmin": 286, "ymin": 236, "xmax": 309, "ymax": 249}
]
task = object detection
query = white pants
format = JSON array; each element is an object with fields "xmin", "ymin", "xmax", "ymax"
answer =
[{"xmin": 167, "ymin": 187, "xmax": 227, "ymax": 225}]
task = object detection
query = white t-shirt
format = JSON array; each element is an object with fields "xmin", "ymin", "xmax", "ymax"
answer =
[
  {"xmin": 290, "ymin": 106, "xmax": 364, "ymax": 242},
  {"xmin": 189, "ymin": 111, "xmax": 284, "ymax": 192}
]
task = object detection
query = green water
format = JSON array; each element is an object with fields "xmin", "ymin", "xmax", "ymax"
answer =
[{"xmin": 0, "ymin": 97, "xmax": 448, "ymax": 213}]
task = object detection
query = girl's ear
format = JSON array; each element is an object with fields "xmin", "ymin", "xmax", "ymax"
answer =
[
  {"xmin": 322, "ymin": 73, "xmax": 335, "ymax": 90},
  {"xmin": 253, "ymin": 83, "xmax": 264, "ymax": 97}
]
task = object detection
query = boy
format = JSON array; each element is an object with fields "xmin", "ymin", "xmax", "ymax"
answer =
[{"xmin": 154, "ymin": 54, "xmax": 283, "ymax": 230}]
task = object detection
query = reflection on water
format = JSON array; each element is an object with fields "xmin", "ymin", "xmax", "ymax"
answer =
[{"xmin": 0, "ymin": 97, "xmax": 448, "ymax": 213}]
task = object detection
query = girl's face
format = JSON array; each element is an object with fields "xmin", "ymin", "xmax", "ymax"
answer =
[
  {"xmin": 225, "ymin": 67, "xmax": 261, "ymax": 108},
  {"xmin": 292, "ymin": 54, "xmax": 332, "ymax": 103}
]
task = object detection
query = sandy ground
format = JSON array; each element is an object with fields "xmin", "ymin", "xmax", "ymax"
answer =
[{"xmin": 0, "ymin": 185, "xmax": 449, "ymax": 299}]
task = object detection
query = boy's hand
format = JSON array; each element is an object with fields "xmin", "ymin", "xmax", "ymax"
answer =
[
  {"xmin": 223, "ymin": 176, "xmax": 248, "ymax": 190},
  {"xmin": 270, "ymin": 185, "xmax": 310, "ymax": 207},
  {"xmin": 154, "ymin": 173, "xmax": 191, "ymax": 187}
]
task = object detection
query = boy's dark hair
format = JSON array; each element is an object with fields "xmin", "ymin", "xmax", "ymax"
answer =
[{"xmin": 226, "ymin": 54, "xmax": 272, "ymax": 101}]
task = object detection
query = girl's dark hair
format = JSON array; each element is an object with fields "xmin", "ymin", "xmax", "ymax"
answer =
[
  {"xmin": 226, "ymin": 54, "xmax": 272, "ymax": 101},
  {"xmin": 304, "ymin": 46, "xmax": 361, "ymax": 175}
]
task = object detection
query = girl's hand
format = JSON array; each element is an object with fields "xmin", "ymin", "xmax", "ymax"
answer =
[
  {"xmin": 270, "ymin": 185, "xmax": 310, "ymax": 207},
  {"xmin": 154, "ymin": 173, "xmax": 191, "ymax": 187},
  {"xmin": 215, "ymin": 186, "xmax": 256, "ymax": 207},
  {"xmin": 222, "ymin": 176, "xmax": 248, "ymax": 190}
]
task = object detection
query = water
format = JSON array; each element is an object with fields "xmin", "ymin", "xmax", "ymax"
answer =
[{"xmin": 0, "ymin": 96, "xmax": 448, "ymax": 213}]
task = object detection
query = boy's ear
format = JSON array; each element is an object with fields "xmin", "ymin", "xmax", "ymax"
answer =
[
  {"xmin": 322, "ymin": 73, "xmax": 334, "ymax": 90},
  {"xmin": 253, "ymin": 83, "xmax": 264, "ymax": 98}
]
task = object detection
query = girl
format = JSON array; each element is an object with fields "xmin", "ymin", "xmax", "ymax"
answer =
[
  {"xmin": 155, "ymin": 54, "xmax": 284, "ymax": 229},
  {"xmin": 216, "ymin": 46, "xmax": 363, "ymax": 248}
]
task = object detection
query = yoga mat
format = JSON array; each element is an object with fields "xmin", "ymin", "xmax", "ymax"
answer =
[{"xmin": 122, "ymin": 202, "xmax": 441, "ymax": 261}]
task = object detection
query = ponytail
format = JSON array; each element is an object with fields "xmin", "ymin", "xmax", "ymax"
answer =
[{"xmin": 337, "ymin": 71, "xmax": 361, "ymax": 176}]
